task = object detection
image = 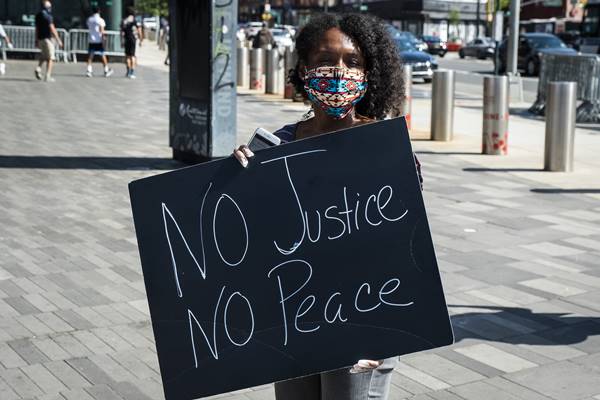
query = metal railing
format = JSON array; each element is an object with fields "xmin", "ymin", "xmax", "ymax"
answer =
[
  {"xmin": 69, "ymin": 29, "xmax": 124, "ymax": 62},
  {"xmin": 529, "ymin": 53, "xmax": 600, "ymax": 123},
  {"xmin": 2, "ymin": 25, "xmax": 69, "ymax": 62}
]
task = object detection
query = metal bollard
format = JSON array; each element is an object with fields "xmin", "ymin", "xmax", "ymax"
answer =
[
  {"xmin": 545, "ymin": 82, "xmax": 577, "ymax": 172},
  {"xmin": 265, "ymin": 48, "xmax": 283, "ymax": 95},
  {"xmin": 284, "ymin": 46, "xmax": 296, "ymax": 99},
  {"xmin": 401, "ymin": 65, "xmax": 412, "ymax": 129},
  {"xmin": 431, "ymin": 70, "xmax": 455, "ymax": 141},
  {"xmin": 249, "ymin": 48, "xmax": 265, "ymax": 91},
  {"xmin": 482, "ymin": 75, "xmax": 510, "ymax": 155},
  {"xmin": 237, "ymin": 47, "xmax": 249, "ymax": 88}
]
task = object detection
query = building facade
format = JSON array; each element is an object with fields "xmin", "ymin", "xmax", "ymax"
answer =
[
  {"xmin": 520, "ymin": 0, "xmax": 586, "ymax": 33},
  {"xmin": 239, "ymin": 0, "xmax": 488, "ymax": 42}
]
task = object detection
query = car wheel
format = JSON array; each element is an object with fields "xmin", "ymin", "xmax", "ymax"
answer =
[
  {"xmin": 477, "ymin": 51, "xmax": 486, "ymax": 60},
  {"xmin": 526, "ymin": 59, "xmax": 537, "ymax": 76},
  {"xmin": 424, "ymin": 77, "xmax": 432, "ymax": 83},
  {"xmin": 439, "ymin": 51, "xmax": 446, "ymax": 58},
  {"xmin": 459, "ymin": 49, "xmax": 465, "ymax": 59}
]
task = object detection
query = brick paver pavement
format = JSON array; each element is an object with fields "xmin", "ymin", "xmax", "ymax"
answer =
[{"xmin": 0, "ymin": 59, "xmax": 599, "ymax": 400}]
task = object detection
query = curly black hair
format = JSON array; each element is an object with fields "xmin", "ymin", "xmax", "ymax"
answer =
[{"xmin": 289, "ymin": 13, "xmax": 404, "ymax": 120}]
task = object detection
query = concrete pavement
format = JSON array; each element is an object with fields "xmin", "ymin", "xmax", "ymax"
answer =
[{"xmin": 0, "ymin": 52, "xmax": 599, "ymax": 400}]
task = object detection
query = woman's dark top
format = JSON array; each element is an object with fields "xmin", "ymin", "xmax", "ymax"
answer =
[{"xmin": 273, "ymin": 122, "xmax": 424, "ymax": 189}]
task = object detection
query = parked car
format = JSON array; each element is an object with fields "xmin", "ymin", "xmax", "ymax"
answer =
[
  {"xmin": 142, "ymin": 16, "xmax": 158, "ymax": 31},
  {"xmin": 459, "ymin": 37, "xmax": 495, "ymax": 59},
  {"xmin": 394, "ymin": 39, "xmax": 438, "ymax": 83},
  {"xmin": 421, "ymin": 35, "xmax": 447, "ymax": 57},
  {"xmin": 275, "ymin": 24, "xmax": 297, "ymax": 38},
  {"xmin": 244, "ymin": 21, "xmax": 264, "ymax": 40},
  {"xmin": 446, "ymin": 37, "xmax": 463, "ymax": 52},
  {"xmin": 497, "ymin": 33, "xmax": 577, "ymax": 76},
  {"xmin": 556, "ymin": 31, "xmax": 581, "ymax": 50},
  {"xmin": 271, "ymin": 28, "xmax": 294, "ymax": 49}
]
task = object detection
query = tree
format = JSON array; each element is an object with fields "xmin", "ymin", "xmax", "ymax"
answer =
[
  {"xmin": 449, "ymin": 9, "xmax": 460, "ymax": 28},
  {"xmin": 135, "ymin": 0, "xmax": 168, "ymax": 16}
]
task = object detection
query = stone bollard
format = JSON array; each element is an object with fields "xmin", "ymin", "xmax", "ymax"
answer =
[
  {"xmin": 545, "ymin": 82, "xmax": 577, "ymax": 172},
  {"xmin": 237, "ymin": 47, "xmax": 249, "ymax": 88},
  {"xmin": 482, "ymin": 75, "xmax": 510, "ymax": 155},
  {"xmin": 284, "ymin": 46, "xmax": 296, "ymax": 99},
  {"xmin": 265, "ymin": 48, "xmax": 284, "ymax": 95},
  {"xmin": 249, "ymin": 48, "xmax": 265, "ymax": 91},
  {"xmin": 431, "ymin": 70, "xmax": 455, "ymax": 141},
  {"xmin": 401, "ymin": 65, "xmax": 412, "ymax": 130}
]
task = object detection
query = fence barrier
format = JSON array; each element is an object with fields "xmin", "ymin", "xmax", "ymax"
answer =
[
  {"xmin": 2, "ymin": 26, "xmax": 69, "ymax": 62},
  {"xmin": 529, "ymin": 53, "xmax": 600, "ymax": 123},
  {"xmin": 69, "ymin": 29, "xmax": 124, "ymax": 62}
]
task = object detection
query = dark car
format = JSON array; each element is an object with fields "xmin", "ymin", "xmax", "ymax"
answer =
[
  {"xmin": 395, "ymin": 39, "xmax": 438, "ymax": 82},
  {"xmin": 459, "ymin": 37, "xmax": 495, "ymax": 59},
  {"xmin": 421, "ymin": 35, "xmax": 447, "ymax": 57},
  {"xmin": 497, "ymin": 33, "xmax": 577, "ymax": 76}
]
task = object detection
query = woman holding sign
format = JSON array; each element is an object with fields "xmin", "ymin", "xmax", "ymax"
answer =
[{"xmin": 234, "ymin": 13, "xmax": 417, "ymax": 400}]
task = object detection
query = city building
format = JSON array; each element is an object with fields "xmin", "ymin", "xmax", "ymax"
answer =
[
  {"xmin": 239, "ymin": 0, "xmax": 488, "ymax": 42},
  {"xmin": 519, "ymin": 0, "xmax": 586, "ymax": 33}
]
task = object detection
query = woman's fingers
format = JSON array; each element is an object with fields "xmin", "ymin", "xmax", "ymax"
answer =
[
  {"xmin": 233, "ymin": 146, "xmax": 254, "ymax": 168},
  {"xmin": 349, "ymin": 359, "xmax": 382, "ymax": 373},
  {"xmin": 240, "ymin": 145, "xmax": 254, "ymax": 158},
  {"xmin": 233, "ymin": 149, "xmax": 248, "ymax": 168}
]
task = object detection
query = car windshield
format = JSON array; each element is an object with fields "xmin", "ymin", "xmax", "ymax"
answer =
[
  {"xmin": 398, "ymin": 31, "xmax": 417, "ymax": 41},
  {"xmin": 395, "ymin": 39, "xmax": 417, "ymax": 52},
  {"xmin": 271, "ymin": 30, "xmax": 288, "ymax": 37},
  {"xmin": 530, "ymin": 36, "xmax": 566, "ymax": 49},
  {"xmin": 423, "ymin": 36, "xmax": 440, "ymax": 42}
]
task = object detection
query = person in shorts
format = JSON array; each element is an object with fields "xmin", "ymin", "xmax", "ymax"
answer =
[
  {"xmin": 0, "ymin": 23, "xmax": 14, "ymax": 76},
  {"xmin": 121, "ymin": 7, "xmax": 143, "ymax": 79},
  {"xmin": 86, "ymin": 6, "xmax": 113, "ymax": 77},
  {"xmin": 34, "ymin": 1, "xmax": 63, "ymax": 82}
]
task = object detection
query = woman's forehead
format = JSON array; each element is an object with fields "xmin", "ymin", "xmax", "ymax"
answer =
[{"xmin": 316, "ymin": 28, "xmax": 362, "ymax": 55}]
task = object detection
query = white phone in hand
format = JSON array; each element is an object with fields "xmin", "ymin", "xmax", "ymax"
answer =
[{"xmin": 247, "ymin": 127, "xmax": 281, "ymax": 152}]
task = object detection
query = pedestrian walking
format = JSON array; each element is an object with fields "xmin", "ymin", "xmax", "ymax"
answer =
[
  {"xmin": 252, "ymin": 22, "xmax": 276, "ymax": 50},
  {"xmin": 0, "ymin": 23, "xmax": 14, "ymax": 76},
  {"xmin": 121, "ymin": 7, "xmax": 143, "ymax": 79},
  {"xmin": 234, "ymin": 13, "xmax": 416, "ymax": 400},
  {"xmin": 85, "ymin": 6, "xmax": 114, "ymax": 77},
  {"xmin": 34, "ymin": 1, "xmax": 63, "ymax": 82}
]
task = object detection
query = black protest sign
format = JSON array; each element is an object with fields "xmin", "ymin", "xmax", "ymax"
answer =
[{"xmin": 129, "ymin": 117, "xmax": 453, "ymax": 400}]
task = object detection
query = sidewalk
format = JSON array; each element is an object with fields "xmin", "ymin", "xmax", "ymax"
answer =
[{"xmin": 0, "ymin": 53, "xmax": 598, "ymax": 400}]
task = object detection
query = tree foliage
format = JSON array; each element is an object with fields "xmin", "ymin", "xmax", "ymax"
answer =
[
  {"xmin": 449, "ymin": 9, "xmax": 460, "ymax": 27},
  {"xmin": 135, "ymin": 0, "xmax": 168, "ymax": 16}
]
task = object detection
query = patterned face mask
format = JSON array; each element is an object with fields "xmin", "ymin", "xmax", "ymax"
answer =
[{"xmin": 303, "ymin": 66, "xmax": 368, "ymax": 119}]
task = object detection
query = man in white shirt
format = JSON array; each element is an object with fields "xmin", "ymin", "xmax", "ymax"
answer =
[
  {"xmin": 86, "ymin": 6, "xmax": 113, "ymax": 77},
  {"xmin": 0, "ymin": 23, "xmax": 14, "ymax": 76}
]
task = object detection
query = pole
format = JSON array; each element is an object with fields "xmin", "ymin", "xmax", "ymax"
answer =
[
  {"xmin": 476, "ymin": 0, "xmax": 481, "ymax": 38},
  {"xmin": 109, "ymin": 0, "xmax": 123, "ymax": 31},
  {"xmin": 506, "ymin": 0, "xmax": 521, "ymax": 75},
  {"xmin": 324, "ymin": 0, "xmax": 329, "ymax": 12},
  {"xmin": 544, "ymin": 82, "xmax": 577, "ymax": 172}
]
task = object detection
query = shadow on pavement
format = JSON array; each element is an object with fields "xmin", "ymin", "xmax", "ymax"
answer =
[
  {"xmin": 449, "ymin": 304, "xmax": 600, "ymax": 345},
  {"xmin": 0, "ymin": 155, "xmax": 183, "ymax": 170},
  {"xmin": 464, "ymin": 167, "xmax": 542, "ymax": 172},
  {"xmin": 531, "ymin": 188, "xmax": 600, "ymax": 194}
]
